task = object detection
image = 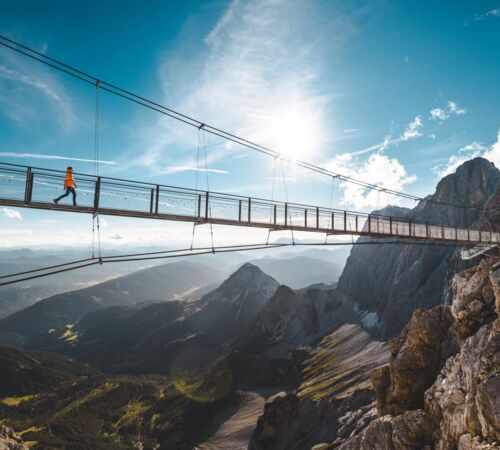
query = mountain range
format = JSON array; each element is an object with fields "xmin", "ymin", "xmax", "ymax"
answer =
[{"xmin": 0, "ymin": 157, "xmax": 499, "ymax": 449}]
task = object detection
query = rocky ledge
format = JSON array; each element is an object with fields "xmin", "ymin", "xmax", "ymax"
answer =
[{"xmin": 339, "ymin": 256, "xmax": 500, "ymax": 450}]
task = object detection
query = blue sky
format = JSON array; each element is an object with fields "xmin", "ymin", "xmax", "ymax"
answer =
[{"xmin": 0, "ymin": 0, "xmax": 499, "ymax": 248}]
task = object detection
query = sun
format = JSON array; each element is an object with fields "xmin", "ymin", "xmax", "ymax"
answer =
[{"xmin": 263, "ymin": 99, "xmax": 324, "ymax": 161}]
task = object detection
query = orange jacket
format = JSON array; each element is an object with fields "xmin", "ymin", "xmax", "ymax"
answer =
[{"xmin": 64, "ymin": 170, "xmax": 76, "ymax": 189}]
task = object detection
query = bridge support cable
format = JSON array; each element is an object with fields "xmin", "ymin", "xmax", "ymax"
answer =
[
  {"xmin": 280, "ymin": 158, "xmax": 295, "ymax": 245},
  {"xmin": 0, "ymin": 239, "xmax": 477, "ymax": 287},
  {"xmin": 2, "ymin": 35, "xmax": 498, "ymax": 216},
  {"xmin": 0, "ymin": 243, "xmax": 290, "ymax": 287},
  {"xmin": 325, "ymin": 176, "xmax": 337, "ymax": 244},
  {"xmin": 201, "ymin": 128, "xmax": 215, "ymax": 253},
  {"xmin": 189, "ymin": 127, "xmax": 203, "ymax": 250},
  {"xmin": 92, "ymin": 79, "xmax": 102, "ymax": 263},
  {"xmin": 266, "ymin": 156, "xmax": 278, "ymax": 246}
]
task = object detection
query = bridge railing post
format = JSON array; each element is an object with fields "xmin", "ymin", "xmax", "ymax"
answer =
[
  {"xmin": 368, "ymin": 214, "xmax": 371, "ymax": 233},
  {"xmin": 24, "ymin": 168, "xmax": 33, "ymax": 204},
  {"xmin": 331, "ymin": 212, "xmax": 335, "ymax": 231},
  {"xmin": 344, "ymin": 211, "xmax": 347, "ymax": 232},
  {"xmin": 390, "ymin": 217, "xmax": 393, "ymax": 236},
  {"xmin": 149, "ymin": 189, "xmax": 155, "ymax": 214},
  {"xmin": 155, "ymin": 185, "xmax": 160, "ymax": 215},
  {"xmin": 248, "ymin": 198, "xmax": 251, "ymax": 223},
  {"xmin": 274, "ymin": 205, "xmax": 277, "ymax": 225},
  {"xmin": 238, "ymin": 199, "xmax": 242, "ymax": 221},
  {"xmin": 316, "ymin": 207, "xmax": 319, "ymax": 229},
  {"xmin": 408, "ymin": 219, "xmax": 412, "ymax": 237},
  {"xmin": 355, "ymin": 215, "xmax": 358, "ymax": 232},
  {"xmin": 205, "ymin": 192, "xmax": 209, "ymax": 220},
  {"xmin": 285, "ymin": 203, "xmax": 288, "ymax": 226},
  {"xmin": 304, "ymin": 208, "xmax": 307, "ymax": 228},
  {"xmin": 197, "ymin": 194, "xmax": 202, "ymax": 218},
  {"xmin": 93, "ymin": 177, "xmax": 101, "ymax": 211}
]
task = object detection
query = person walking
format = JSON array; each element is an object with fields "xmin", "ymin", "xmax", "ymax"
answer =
[{"xmin": 53, "ymin": 166, "xmax": 77, "ymax": 206}]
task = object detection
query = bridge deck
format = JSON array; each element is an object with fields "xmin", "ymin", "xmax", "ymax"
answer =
[{"xmin": 1, "ymin": 162, "xmax": 498, "ymax": 245}]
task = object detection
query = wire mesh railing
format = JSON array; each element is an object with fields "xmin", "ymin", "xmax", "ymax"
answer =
[{"xmin": 0, "ymin": 161, "xmax": 499, "ymax": 244}]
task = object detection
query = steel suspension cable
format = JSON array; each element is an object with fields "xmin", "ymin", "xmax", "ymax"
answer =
[
  {"xmin": 0, "ymin": 35, "xmax": 497, "ymax": 214},
  {"xmin": 266, "ymin": 156, "xmax": 278, "ymax": 246},
  {"xmin": 201, "ymin": 128, "xmax": 215, "ymax": 253},
  {"xmin": 189, "ymin": 128, "xmax": 203, "ymax": 250},
  {"xmin": 0, "ymin": 238, "xmax": 474, "ymax": 287},
  {"xmin": 280, "ymin": 159, "xmax": 295, "ymax": 245}
]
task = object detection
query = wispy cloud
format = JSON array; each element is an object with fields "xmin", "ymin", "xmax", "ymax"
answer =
[
  {"xmin": 430, "ymin": 101, "xmax": 466, "ymax": 121},
  {"xmin": 111, "ymin": 234, "xmax": 124, "ymax": 240},
  {"xmin": 162, "ymin": 166, "xmax": 228, "ymax": 175},
  {"xmin": 473, "ymin": 8, "xmax": 500, "ymax": 22},
  {"xmin": 0, "ymin": 152, "xmax": 117, "ymax": 165},
  {"xmin": 350, "ymin": 115, "xmax": 424, "ymax": 156},
  {"xmin": 343, "ymin": 128, "xmax": 359, "ymax": 134},
  {"xmin": 0, "ymin": 46, "xmax": 76, "ymax": 130},
  {"xmin": 483, "ymin": 129, "xmax": 500, "ymax": 168},
  {"xmin": 400, "ymin": 115, "xmax": 423, "ymax": 141},
  {"xmin": 433, "ymin": 130, "xmax": 500, "ymax": 178},
  {"xmin": 132, "ymin": 0, "xmax": 354, "ymax": 175},
  {"xmin": 0, "ymin": 207, "xmax": 22, "ymax": 220}
]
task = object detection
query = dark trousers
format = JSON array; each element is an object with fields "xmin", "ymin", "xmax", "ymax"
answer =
[{"xmin": 55, "ymin": 188, "xmax": 77, "ymax": 205}]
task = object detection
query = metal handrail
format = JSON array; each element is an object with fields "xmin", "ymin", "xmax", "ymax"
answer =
[{"xmin": 0, "ymin": 161, "xmax": 499, "ymax": 244}]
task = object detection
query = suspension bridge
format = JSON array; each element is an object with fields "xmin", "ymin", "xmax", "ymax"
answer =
[
  {"xmin": 1, "ymin": 162, "xmax": 498, "ymax": 245},
  {"xmin": 0, "ymin": 35, "xmax": 499, "ymax": 286}
]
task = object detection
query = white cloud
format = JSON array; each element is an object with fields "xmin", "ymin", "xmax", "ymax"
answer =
[
  {"xmin": 430, "ymin": 108, "xmax": 447, "ymax": 121},
  {"xmin": 326, "ymin": 153, "xmax": 416, "ymax": 210},
  {"xmin": 343, "ymin": 128, "xmax": 359, "ymax": 134},
  {"xmin": 433, "ymin": 130, "xmax": 500, "ymax": 178},
  {"xmin": 483, "ymin": 129, "xmax": 500, "ymax": 168},
  {"xmin": 0, "ymin": 207, "xmax": 22, "ymax": 220},
  {"xmin": 474, "ymin": 8, "xmax": 500, "ymax": 21},
  {"xmin": 0, "ymin": 152, "xmax": 117, "ymax": 165},
  {"xmin": 429, "ymin": 100, "xmax": 466, "ymax": 121},
  {"xmin": 111, "ymin": 234, "xmax": 124, "ymax": 240},
  {"xmin": 162, "ymin": 166, "xmax": 228, "ymax": 175},
  {"xmin": 459, "ymin": 142, "xmax": 487, "ymax": 153},
  {"xmin": 447, "ymin": 101, "xmax": 466, "ymax": 115},
  {"xmin": 400, "ymin": 115, "xmax": 423, "ymax": 141}
]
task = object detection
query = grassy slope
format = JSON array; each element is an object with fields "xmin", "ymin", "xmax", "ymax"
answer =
[{"xmin": 0, "ymin": 346, "xmax": 235, "ymax": 450}]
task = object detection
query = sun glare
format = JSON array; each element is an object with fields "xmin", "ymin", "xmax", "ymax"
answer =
[{"xmin": 257, "ymin": 98, "xmax": 324, "ymax": 161}]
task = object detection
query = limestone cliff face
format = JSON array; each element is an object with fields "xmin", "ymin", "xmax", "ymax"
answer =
[
  {"xmin": 339, "ymin": 256, "xmax": 500, "ymax": 450},
  {"xmin": 334, "ymin": 158, "xmax": 500, "ymax": 340}
]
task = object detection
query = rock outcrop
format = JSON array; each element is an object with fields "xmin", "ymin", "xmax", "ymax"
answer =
[
  {"xmin": 248, "ymin": 325, "xmax": 389, "ymax": 449},
  {"xmin": 0, "ymin": 426, "xmax": 28, "ymax": 450},
  {"xmin": 339, "ymin": 255, "xmax": 500, "ymax": 450}
]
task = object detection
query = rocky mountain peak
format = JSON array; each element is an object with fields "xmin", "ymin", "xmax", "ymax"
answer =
[
  {"xmin": 205, "ymin": 263, "xmax": 279, "ymax": 305},
  {"xmin": 412, "ymin": 156, "xmax": 500, "ymax": 226},
  {"xmin": 335, "ymin": 157, "xmax": 500, "ymax": 340}
]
